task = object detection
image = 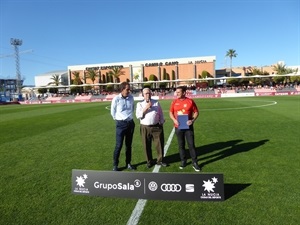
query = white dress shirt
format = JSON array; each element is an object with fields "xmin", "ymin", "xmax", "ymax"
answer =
[
  {"xmin": 111, "ymin": 93, "xmax": 134, "ymax": 121},
  {"xmin": 136, "ymin": 99, "xmax": 165, "ymax": 125}
]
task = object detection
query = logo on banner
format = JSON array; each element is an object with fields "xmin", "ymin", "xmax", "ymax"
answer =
[
  {"xmin": 161, "ymin": 184, "xmax": 182, "ymax": 192},
  {"xmin": 148, "ymin": 182, "xmax": 183, "ymax": 193},
  {"xmin": 185, "ymin": 184, "xmax": 195, "ymax": 192},
  {"xmin": 148, "ymin": 181, "xmax": 158, "ymax": 191},
  {"xmin": 94, "ymin": 179, "xmax": 142, "ymax": 191},
  {"xmin": 74, "ymin": 173, "xmax": 90, "ymax": 194},
  {"xmin": 200, "ymin": 176, "xmax": 221, "ymax": 199}
]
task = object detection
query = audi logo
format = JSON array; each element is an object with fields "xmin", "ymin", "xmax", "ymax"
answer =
[{"xmin": 161, "ymin": 183, "xmax": 182, "ymax": 192}]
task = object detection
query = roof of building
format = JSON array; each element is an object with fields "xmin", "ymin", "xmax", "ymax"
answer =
[{"xmin": 36, "ymin": 70, "xmax": 67, "ymax": 77}]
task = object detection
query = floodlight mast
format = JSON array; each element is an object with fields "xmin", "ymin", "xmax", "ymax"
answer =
[{"xmin": 10, "ymin": 38, "xmax": 23, "ymax": 96}]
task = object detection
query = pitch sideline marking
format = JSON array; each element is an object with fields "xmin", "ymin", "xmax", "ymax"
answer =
[
  {"xmin": 201, "ymin": 100, "xmax": 277, "ymax": 111},
  {"xmin": 126, "ymin": 128, "xmax": 175, "ymax": 225}
]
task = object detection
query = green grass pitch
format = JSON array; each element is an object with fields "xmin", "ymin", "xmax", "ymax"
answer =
[{"xmin": 0, "ymin": 95, "xmax": 299, "ymax": 225}]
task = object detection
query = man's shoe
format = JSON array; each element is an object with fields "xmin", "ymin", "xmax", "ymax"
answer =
[
  {"xmin": 113, "ymin": 166, "xmax": 119, "ymax": 171},
  {"xmin": 147, "ymin": 162, "xmax": 153, "ymax": 168},
  {"xmin": 192, "ymin": 162, "xmax": 201, "ymax": 172},
  {"xmin": 127, "ymin": 164, "xmax": 136, "ymax": 170},
  {"xmin": 157, "ymin": 162, "xmax": 168, "ymax": 167},
  {"xmin": 179, "ymin": 161, "xmax": 187, "ymax": 169}
]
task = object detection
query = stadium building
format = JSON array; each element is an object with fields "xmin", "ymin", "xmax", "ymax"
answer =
[
  {"xmin": 67, "ymin": 56, "xmax": 216, "ymax": 88},
  {"xmin": 33, "ymin": 57, "xmax": 299, "ymax": 91}
]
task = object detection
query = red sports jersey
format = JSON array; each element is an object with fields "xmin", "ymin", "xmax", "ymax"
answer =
[{"xmin": 170, "ymin": 97, "xmax": 198, "ymax": 127}]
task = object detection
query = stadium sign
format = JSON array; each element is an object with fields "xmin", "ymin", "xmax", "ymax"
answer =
[
  {"xmin": 145, "ymin": 61, "xmax": 179, "ymax": 67},
  {"xmin": 72, "ymin": 170, "xmax": 224, "ymax": 201}
]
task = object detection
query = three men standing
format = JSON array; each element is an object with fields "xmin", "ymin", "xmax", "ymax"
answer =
[{"xmin": 110, "ymin": 84, "xmax": 200, "ymax": 172}]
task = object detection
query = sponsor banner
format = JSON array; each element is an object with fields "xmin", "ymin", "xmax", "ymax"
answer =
[
  {"xmin": 20, "ymin": 91, "xmax": 300, "ymax": 104},
  {"xmin": 199, "ymin": 94, "xmax": 220, "ymax": 98},
  {"xmin": 274, "ymin": 92, "xmax": 289, "ymax": 96},
  {"xmin": 160, "ymin": 94, "xmax": 219, "ymax": 100},
  {"xmin": 72, "ymin": 170, "xmax": 224, "ymax": 201},
  {"xmin": 290, "ymin": 91, "xmax": 300, "ymax": 95},
  {"xmin": 221, "ymin": 93, "xmax": 255, "ymax": 98},
  {"xmin": 91, "ymin": 99, "xmax": 103, "ymax": 102},
  {"xmin": 255, "ymin": 92, "xmax": 274, "ymax": 96}
]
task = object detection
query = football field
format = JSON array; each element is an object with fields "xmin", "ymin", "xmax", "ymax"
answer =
[{"xmin": 0, "ymin": 95, "xmax": 299, "ymax": 225}]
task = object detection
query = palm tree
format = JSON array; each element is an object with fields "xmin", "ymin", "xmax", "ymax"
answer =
[
  {"xmin": 47, "ymin": 74, "xmax": 61, "ymax": 86},
  {"xmin": 71, "ymin": 71, "xmax": 83, "ymax": 94},
  {"xmin": 72, "ymin": 71, "xmax": 82, "ymax": 85},
  {"xmin": 273, "ymin": 63, "xmax": 289, "ymax": 75},
  {"xmin": 109, "ymin": 67, "xmax": 125, "ymax": 83},
  {"xmin": 85, "ymin": 69, "xmax": 100, "ymax": 93},
  {"xmin": 226, "ymin": 49, "xmax": 238, "ymax": 77},
  {"xmin": 86, "ymin": 69, "xmax": 99, "ymax": 84},
  {"xmin": 109, "ymin": 67, "xmax": 125, "ymax": 90},
  {"xmin": 273, "ymin": 63, "xmax": 296, "ymax": 84},
  {"xmin": 46, "ymin": 74, "xmax": 61, "ymax": 94}
]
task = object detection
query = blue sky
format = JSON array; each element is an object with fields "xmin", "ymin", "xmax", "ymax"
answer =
[{"xmin": 1, "ymin": 0, "xmax": 299, "ymax": 85}]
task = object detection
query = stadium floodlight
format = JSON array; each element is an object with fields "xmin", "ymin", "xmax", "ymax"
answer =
[{"xmin": 10, "ymin": 38, "xmax": 23, "ymax": 97}]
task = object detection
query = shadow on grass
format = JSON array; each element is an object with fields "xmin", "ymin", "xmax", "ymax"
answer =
[
  {"xmin": 198, "ymin": 139, "xmax": 269, "ymax": 168},
  {"xmin": 163, "ymin": 139, "xmax": 269, "ymax": 167},
  {"xmin": 224, "ymin": 183, "xmax": 251, "ymax": 200}
]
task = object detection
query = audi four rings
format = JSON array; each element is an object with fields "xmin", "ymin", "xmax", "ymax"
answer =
[{"xmin": 160, "ymin": 183, "xmax": 182, "ymax": 192}]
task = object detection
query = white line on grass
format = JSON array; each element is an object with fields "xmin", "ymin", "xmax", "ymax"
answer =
[
  {"xmin": 201, "ymin": 100, "xmax": 277, "ymax": 111},
  {"xmin": 126, "ymin": 127, "xmax": 175, "ymax": 225}
]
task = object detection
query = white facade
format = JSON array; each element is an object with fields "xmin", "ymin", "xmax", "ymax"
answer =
[{"xmin": 35, "ymin": 70, "xmax": 68, "ymax": 87}]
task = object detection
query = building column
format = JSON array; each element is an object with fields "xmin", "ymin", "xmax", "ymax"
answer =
[
  {"xmin": 68, "ymin": 69, "xmax": 72, "ymax": 86},
  {"xmin": 175, "ymin": 64, "xmax": 179, "ymax": 80},
  {"xmin": 157, "ymin": 66, "xmax": 161, "ymax": 81},
  {"xmin": 174, "ymin": 64, "xmax": 178, "ymax": 88},
  {"xmin": 140, "ymin": 64, "xmax": 144, "ymax": 88},
  {"xmin": 129, "ymin": 65, "xmax": 133, "ymax": 82}
]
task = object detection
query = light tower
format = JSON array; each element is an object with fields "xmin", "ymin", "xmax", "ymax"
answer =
[{"xmin": 10, "ymin": 38, "xmax": 23, "ymax": 97}]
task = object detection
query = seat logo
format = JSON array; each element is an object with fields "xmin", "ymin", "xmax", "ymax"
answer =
[{"xmin": 161, "ymin": 183, "xmax": 182, "ymax": 192}]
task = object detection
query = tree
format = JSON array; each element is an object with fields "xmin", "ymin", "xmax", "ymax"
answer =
[
  {"xmin": 148, "ymin": 74, "xmax": 158, "ymax": 89},
  {"xmin": 226, "ymin": 49, "xmax": 238, "ymax": 77},
  {"xmin": 47, "ymin": 74, "xmax": 61, "ymax": 86},
  {"xmin": 109, "ymin": 67, "xmax": 125, "ymax": 83},
  {"xmin": 252, "ymin": 68, "xmax": 263, "ymax": 75},
  {"xmin": 72, "ymin": 71, "xmax": 82, "ymax": 85},
  {"xmin": 273, "ymin": 63, "xmax": 294, "ymax": 75},
  {"xmin": 108, "ymin": 67, "xmax": 125, "ymax": 90},
  {"xmin": 71, "ymin": 71, "xmax": 83, "ymax": 94},
  {"xmin": 273, "ymin": 63, "xmax": 296, "ymax": 84},
  {"xmin": 86, "ymin": 69, "xmax": 99, "ymax": 84}
]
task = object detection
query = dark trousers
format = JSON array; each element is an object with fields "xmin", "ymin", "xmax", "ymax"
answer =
[
  {"xmin": 175, "ymin": 126, "xmax": 197, "ymax": 163},
  {"xmin": 113, "ymin": 120, "xmax": 135, "ymax": 166},
  {"xmin": 140, "ymin": 124, "xmax": 164, "ymax": 164}
]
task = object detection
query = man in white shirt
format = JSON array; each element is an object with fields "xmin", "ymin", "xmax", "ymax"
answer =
[
  {"xmin": 136, "ymin": 88, "xmax": 167, "ymax": 168},
  {"xmin": 111, "ymin": 82, "xmax": 135, "ymax": 171}
]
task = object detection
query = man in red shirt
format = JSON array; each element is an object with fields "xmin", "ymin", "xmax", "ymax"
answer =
[{"xmin": 169, "ymin": 86, "xmax": 201, "ymax": 172}]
